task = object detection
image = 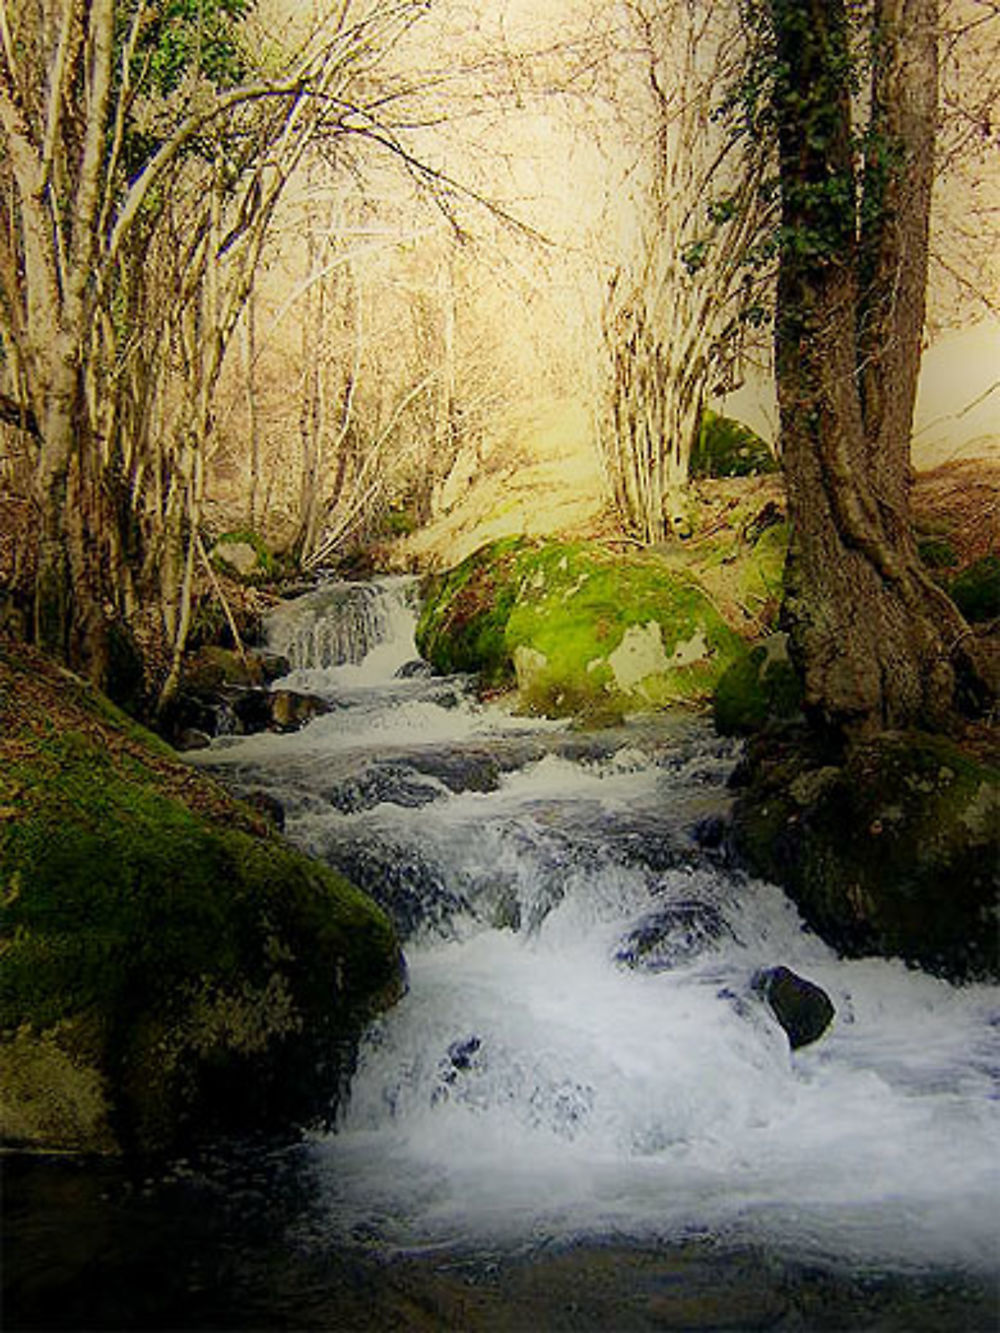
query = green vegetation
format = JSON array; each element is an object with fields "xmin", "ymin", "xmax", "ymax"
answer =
[
  {"xmin": 0, "ymin": 645, "xmax": 402, "ymax": 1155},
  {"xmin": 417, "ymin": 537, "xmax": 745, "ymax": 719},
  {"xmin": 916, "ymin": 536, "xmax": 959, "ymax": 570},
  {"xmin": 713, "ymin": 633, "xmax": 803, "ymax": 736},
  {"xmin": 691, "ymin": 412, "xmax": 779, "ymax": 479},
  {"xmin": 948, "ymin": 554, "xmax": 1000, "ymax": 624},
  {"xmin": 733, "ymin": 730, "xmax": 999, "ymax": 981}
]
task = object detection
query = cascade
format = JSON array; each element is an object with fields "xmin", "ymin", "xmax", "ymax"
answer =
[
  {"xmin": 9, "ymin": 575, "xmax": 997, "ymax": 1331},
  {"xmin": 201, "ymin": 578, "xmax": 1000, "ymax": 1277}
]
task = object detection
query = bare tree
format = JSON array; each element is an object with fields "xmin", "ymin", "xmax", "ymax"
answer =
[
  {"xmin": 0, "ymin": 0, "xmax": 435, "ymax": 690},
  {"xmin": 599, "ymin": 0, "xmax": 771, "ymax": 544}
]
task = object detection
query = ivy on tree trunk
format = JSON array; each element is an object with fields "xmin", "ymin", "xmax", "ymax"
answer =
[{"xmin": 769, "ymin": 0, "xmax": 984, "ymax": 741}]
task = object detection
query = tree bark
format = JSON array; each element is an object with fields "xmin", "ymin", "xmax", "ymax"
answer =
[{"xmin": 770, "ymin": 0, "xmax": 976, "ymax": 741}]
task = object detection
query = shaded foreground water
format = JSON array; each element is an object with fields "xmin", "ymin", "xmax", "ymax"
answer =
[{"xmin": 5, "ymin": 578, "xmax": 999, "ymax": 1330}]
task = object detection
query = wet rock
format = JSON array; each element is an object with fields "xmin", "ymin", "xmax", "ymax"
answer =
[
  {"xmin": 269, "ymin": 689, "xmax": 331, "ymax": 733},
  {"xmin": 691, "ymin": 813, "xmax": 727, "ymax": 850},
  {"xmin": 416, "ymin": 537, "xmax": 744, "ymax": 721},
  {"xmin": 322, "ymin": 762, "xmax": 444, "ymax": 813},
  {"xmin": 174, "ymin": 727, "xmax": 212, "ymax": 752},
  {"xmin": 0, "ymin": 643, "xmax": 403, "ymax": 1156},
  {"xmin": 615, "ymin": 901, "xmax": 733, "ymax": 972},
  {"xmin": 442, "ymin": 1035, "xmax": 483, "ymax": 1081},
  {"xmin": 733, "ymin": 730, "xmax": 999, "ymax": 981},
  {"xmin": 395, "ymin": 659, "xmax": 433, "ymax": 679},
  {"xmin": 245, "ymin": 789, "xmax": 286, "ymax": 831},
  {"xmin": 753, "ymin": 966, "xmax": 835, "ymax": 1049},
  {"xmin": 227, "ymin": 687, "xmax": 272, "ymax": 734}
]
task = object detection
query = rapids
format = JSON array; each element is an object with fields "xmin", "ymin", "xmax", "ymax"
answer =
[
  {"xmin": 200, "ymin": 577, "xmax": 1000, "ymax": 1275},
  {"xmin": 6, "ymin": 575, "xmax": 998, "ymax": 1331}
]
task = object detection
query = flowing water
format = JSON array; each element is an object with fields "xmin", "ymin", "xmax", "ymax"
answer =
[{"xmin": 5, "ymin": 577, "xmax": 999, "ymax": 1330}]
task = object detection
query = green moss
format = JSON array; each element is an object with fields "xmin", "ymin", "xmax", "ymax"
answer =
[
  {"xmin": 734, "ymin": 732, "xmax": 999, "ymax": 980},
  {"xmin": 0, "ymin": 646, "xmax": 402, "ymax": 1154},
  {"xmin": 714, "ymin": 634, "xmax": 803, "ymax": 736},
  {"xmin": 917, "ymin": 536, "xmax": 959, "ymax": 570},
  {"xmin": 416, "ymin": 537, "xmax": 527, "ymax": 684},
  {"xmin": 418, "ymin": 538, "xmax": 744, "ymax": 718},
  {"xmin": 948, "ymin": 554, "xmax": 1000, "ymax": 623},
  {"xmin": 691, "ymin": 412, "xmax": 779, "ymax": 479},
  {"xmin": 211, "ymin": 529, "xmax": 276, "ymax": 582}
]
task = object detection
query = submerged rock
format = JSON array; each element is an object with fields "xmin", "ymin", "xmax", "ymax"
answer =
[
  {"xmin": 615, "ymin": 901, "xmax": 733, "ymax": 972},
  {"xmin": 0, "ymin": 645, "xmax": 403, "ymax": 1156},
  {"xmin": 753, "ymin": 966, "xmax": 835, "ymax": 1049}
]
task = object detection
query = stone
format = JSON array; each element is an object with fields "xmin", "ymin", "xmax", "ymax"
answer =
[
  {"xmin": 0, "ymin": 643, "xmax": 403, "ymax": 1156},
  {"xmin": 417, "ymin": 537, "xmax": 744, "ymax": 720},
  {"xmin": 269, "ymin": 689, "xmax": 331, "ymax": 732},
  {"xmin": 753, "ymin": 966, "xmax": 835, "ymax": 1049},
  {"xmin": 615, "ymin": 902, "xmax": 733, "ymax": 972},
  {"xmin": 733, "ymin": 731, "xmax": 999, "ymax": 981},
  {"xmin": 212, "ymin": 540, "xmax": 259, "ymax": 576}
]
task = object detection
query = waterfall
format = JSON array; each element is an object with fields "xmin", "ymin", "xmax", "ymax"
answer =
[{"xmin": 264, "ymin": 575, "xmax": 421, "ymax": 688}]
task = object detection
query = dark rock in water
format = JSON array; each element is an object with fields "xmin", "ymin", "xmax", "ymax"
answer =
[
  {"xmin": 615, "ymin": 901, "xmax": 733, "ymax": 972},
  {"xmin": 175, "ymin": 727, "xmax": 212, "ymax": 752},
  {"xmin": 322, "ymin": 762, "xmax": 444, "ymax": 813},
  {"xmin": 278, "ymin": 580, "xmax": 319, "ymax": 600},
  {"xmin": 327, "ymin": 840, "xmax": 471, "ymax": 940},
  {"xmin": 228, "ymin": 687, "xmax": 272, "ymax": 733},
  {"xmin": 753, "ymin": 966, "xmax": 835, "ymax": 1049},
  {"xmin": 395, "ymin": 659, "xmax": 433, "ymax": 679},
  {"xmin": 269, "ymin": 689, "xmax": 331, "ymax": 733},
  {"xmin": 691, "ymin": 813, "xmax": 727, "ymax": 850},
  {"xmin": 443, "ymin": 1035, "xmax": 483, "ymax": 1080},
  {"xmin": 245, "ymin": 789, "xmax": 286, "ymax": 831}
]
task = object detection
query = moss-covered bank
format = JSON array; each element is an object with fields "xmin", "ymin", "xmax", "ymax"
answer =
[
  {"xmin": 416, "ymin": 537, "xmax": 745, "ymax": 721},
  {"xmin": 731, "ymin": 730, "xmax": 999, "ymax": 981},
  {"xmin": 0, "ymin": 644, "xmax": 403, "ymax": 1156}
]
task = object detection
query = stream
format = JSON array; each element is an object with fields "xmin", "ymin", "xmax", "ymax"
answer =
[{"xmin": 5, "ymin": 576, "xmax": 999, "ymax": 1330}]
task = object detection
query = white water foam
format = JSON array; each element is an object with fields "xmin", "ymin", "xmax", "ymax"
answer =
[{"xmin": 199, "ymin": 577, "xmax": 1000, "ymax": 1277}]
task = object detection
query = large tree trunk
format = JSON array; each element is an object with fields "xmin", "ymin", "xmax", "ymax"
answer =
[{"xmin": 770, "ymin": 0, "xmax": 975, "ymax": 741}]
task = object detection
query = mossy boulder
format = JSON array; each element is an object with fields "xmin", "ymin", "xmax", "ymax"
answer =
[
  {"xmin": 210, "ymin": 531, "xmax": 276, "ymax": 583},
  {"xmin": 691, "ymin": 412, "xmax": 779, "ymax": 479},
  {"xmin": 948, "ymin": 554, "xmax": 1000, "ymax": 624},
  {"xmin": 713, "ymin": 633, "xmax": 803, "ymax": 736},
  {"xmin": 417, "ymin": 538, "xmax": 745, "ymax": 719},
  {"xmin": 0, "ymin": 645, "xmax": 403, "ymax": 1156},
  {"xmin": 732, "ymin": 731, "xmax": 999, "ymax": 981}
]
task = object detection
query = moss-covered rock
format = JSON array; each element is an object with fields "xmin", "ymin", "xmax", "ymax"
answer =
[
  {"xmin": 690, "ymin": 412, "xmax": 779, "ymax": 479},
  {"xmin": 732, "ymin": 731, "xmax": 999, "ymax": 981},
  {"xmin": 210, "ymin": 531, "xmax": 276, "ymax": 583},
  {"xmin": 417, "ymin": 538, "xmax": 745, "ymax": 719},
  {"xmin": 713, "ymin": 633, "xmax": 803, "ymax": 736},
  {"xmin": 948, "ymin": 554, "xmax": 1000, "ymax": 624},
  {"xmin": 0, "ymin": 645, "xmax": 403, "ymax": 1156}
]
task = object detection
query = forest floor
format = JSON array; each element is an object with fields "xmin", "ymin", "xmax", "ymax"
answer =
[{"xmin": 386, "ymin": 394, "xmax": 998, "ymax": 641}]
